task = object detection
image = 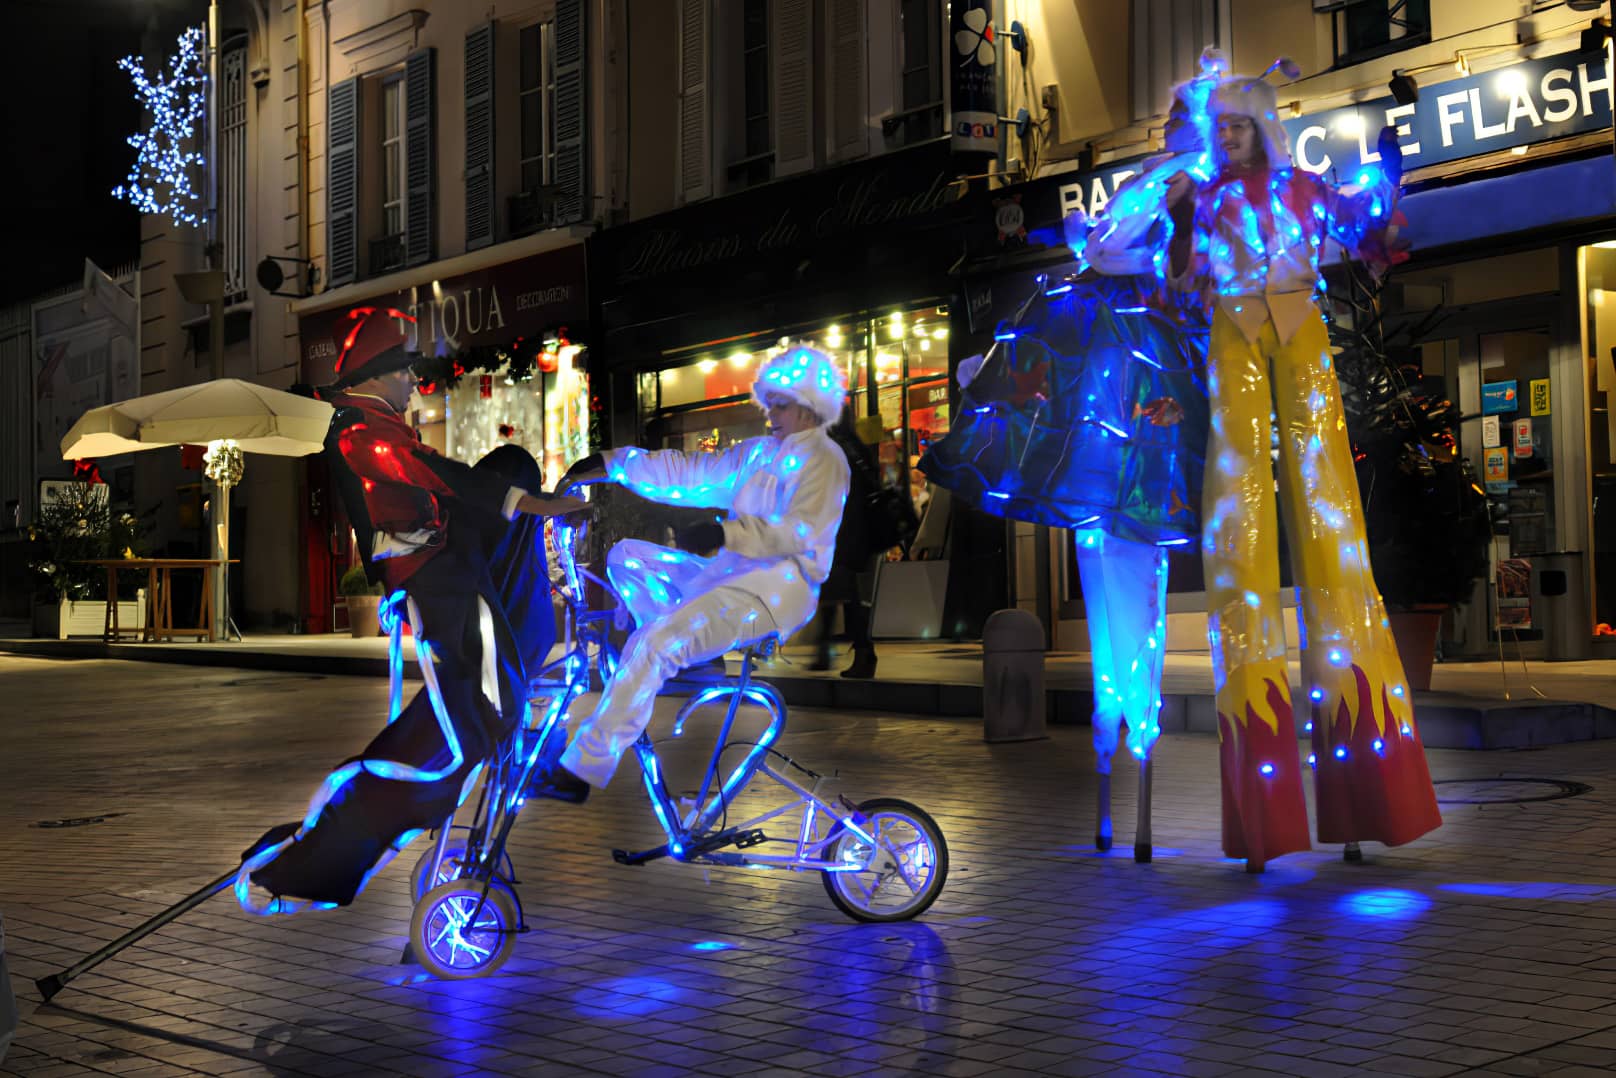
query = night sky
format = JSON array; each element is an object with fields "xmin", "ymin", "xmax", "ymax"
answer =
[{"xmin": 3, "ymin": 0, "xmax": 202, "ymax": 302}]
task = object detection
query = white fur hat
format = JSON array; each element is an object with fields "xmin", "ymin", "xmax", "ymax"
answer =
[
  {"xmin": 1210, "ymin": 57, "xmax": 1301, "ymax": 169},
  {"xmin": 751, "ymin": 345, "xmax": 848, "ymax": 426}
]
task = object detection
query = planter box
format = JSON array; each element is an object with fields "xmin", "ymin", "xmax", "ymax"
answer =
[{"xmin": 32, "ymin": 592, "xmax": 147, "ymax": 640}]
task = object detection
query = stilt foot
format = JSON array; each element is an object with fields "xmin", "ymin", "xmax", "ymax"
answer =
[
  {"xmin": 1095, "ymin": 834, "xmax": 1113, "ymax": 851},
  {"xmin": 399, "ymin": 942, "xmax": 418, "ymax": 966},
  {"xmin": 1343, "ymin": 842, "xmax": 1363, "ymax": 863},
  {"xmin": 1133, "ymin": 843, "xmax": 1152, "ymax": 863},
  {"xmin": 1245, "ymin": 857, "xmax": 1265, "ymax": 874}
]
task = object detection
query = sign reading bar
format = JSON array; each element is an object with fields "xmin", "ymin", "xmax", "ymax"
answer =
[{"xmin": 1051, "ymin": 48, "xmax": 1611, "ymax": 222}]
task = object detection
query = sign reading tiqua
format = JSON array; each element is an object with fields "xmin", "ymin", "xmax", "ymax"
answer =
[
  {"xmin": 950, "ymin": 1, "xmax": 999, "ymax": 156},
  {"xmin": 298, "ymin": 244, "xmax": 588, "ymax": 384}
]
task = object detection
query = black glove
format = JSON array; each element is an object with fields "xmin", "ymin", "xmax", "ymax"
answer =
[
  {"xmin": 1377, "ymin": 125, "xmax": 1403, "ymax": 189},
  {"xmin": 674, "ymin": 521, "xmax": 726, "ymax": 555},
  {"xmin": 558, "ymin": 452, "xmax": 607, "ymax": 492}
]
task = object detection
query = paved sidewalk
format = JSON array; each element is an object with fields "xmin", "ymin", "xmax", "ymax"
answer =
[
  {"xmin": 3, "ymin": 629, "xmax": 1614, "ymax": 749},
  {"xmin": 7, "ymin": 656, "xmax": 1616, "ymax": 1076}
]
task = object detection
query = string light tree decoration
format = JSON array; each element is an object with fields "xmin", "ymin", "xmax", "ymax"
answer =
[
  {"xmin": 203, "ymin": 438, "xmax": 245, "ymax": 641},
  {"xmin": 111, "ymin": 25, "xmax": 209, "ymax": 227}
]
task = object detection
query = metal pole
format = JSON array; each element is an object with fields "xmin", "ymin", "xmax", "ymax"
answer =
[{"xmin": 35, "ymin": 869, "xmax": 236, "ymax": 1003}]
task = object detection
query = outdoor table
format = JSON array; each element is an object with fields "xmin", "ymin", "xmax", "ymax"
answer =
[{"xmin": 78, "ymin": 559, "xmax": 236, "ymax": 643}]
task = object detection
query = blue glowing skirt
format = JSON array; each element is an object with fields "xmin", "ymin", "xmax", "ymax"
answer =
[{"xmin": 920, "ymin": 274, "xmax": 1208, "ymax": 546}]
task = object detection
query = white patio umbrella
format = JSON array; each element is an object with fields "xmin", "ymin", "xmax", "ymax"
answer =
[
  {"xmin": 60, "ymin": 378, "xmax": 333, "ymax": 459},
  {"xmin": 60, "ymin": 379, "xmax": 335, "ymax": 641}
]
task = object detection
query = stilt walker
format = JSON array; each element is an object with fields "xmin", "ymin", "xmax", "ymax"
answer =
[
  {"xmin": 923, "ymin": 53, "xmax": 1224, "ymax": 862},
  {"xmin": 1167, "ymin": 61, "xmax": 1441, "ymax": 871}
]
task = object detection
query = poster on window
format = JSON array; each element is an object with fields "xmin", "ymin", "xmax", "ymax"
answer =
[
  {"xmin": 32, "ymin": 263, "xmax": 139, "ymax": 521},
  {"xmin": 949, "ymin": 0, "xmax": 998, "ymax": 156},
  {"xmin": 1495, "ymin": 557, "xmax": 1532, "ymax": 631}
]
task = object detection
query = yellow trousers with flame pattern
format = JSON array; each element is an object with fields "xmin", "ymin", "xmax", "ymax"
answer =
[{"xmin": 1202, "ymin": 307, "xmax": 1441, "ymax": 868}]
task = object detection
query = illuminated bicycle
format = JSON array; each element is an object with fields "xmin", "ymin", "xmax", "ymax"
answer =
[{"xmin": 406, "ymin": 508, "xmax": 950, "ymax": 979}]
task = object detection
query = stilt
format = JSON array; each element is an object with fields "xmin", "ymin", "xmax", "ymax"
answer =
[
  {"xmin": 1134, "ymin": 755, "xmax": 1153, "ymax": 863},
  {"xmin": 36, "ymin": 868, "xmax": 237, "ymax": 1003},
  {"xmin": 1095, "ymin": 771, "xmax": 1113, "ymax": 851},
  {"xmin": 1343, "ymin": 841, "xmax": 1363, "ymax": 863}
]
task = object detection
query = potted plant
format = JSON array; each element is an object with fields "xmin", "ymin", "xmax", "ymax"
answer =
[
  {"xmin": 339, "ymin": 566, "xmax": 385, "ymax": 638},
  {"xmin": 27, "ymin": 483, "xmax": 148, "ymax": 639},
  {"xmin": 1328, "ymin": 271, "xmax": 1491, "ymax": 690}
]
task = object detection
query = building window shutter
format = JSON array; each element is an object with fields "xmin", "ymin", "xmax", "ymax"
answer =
[
  {"xmin": 326, "ymin": 78, "xmax": 359, "ymax": 288},
  {"xmin": 770, "ymin": 0, "xmax": 814, "ymax": 176},
  {"xmin": 825, "ymin": 0, "xmax": 867, "ymax": 161},
  {"xmin": 677, "ymin": 0, "xmax": 711, "ymax": 202},
  {"xmin": 1131, "ymin": 0, "xmax": 1223, "ymax": 122},
  {"xmin": 404, "ymin": 48, "xmax": 435, "ymax": 267},
  {"xmin": 552, "ymin": 0, "xmax": 587, "ymax": 225},
  {"xmin": 464, "ymin": 24, "xmax": 496, "ymax": 250}
]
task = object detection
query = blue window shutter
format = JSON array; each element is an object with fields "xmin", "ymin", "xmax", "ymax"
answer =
[
  {"xmin": 465, "ymin": 24, "xmax": 496, "ymax": 250},
  {"xmin": 553, "ymin": 0, "xmax": 587, "ymax": 225},
  {"xmin": 326, "ymin": 78, "xmax": 359, "ymax": 287},
  {"xmin": 405, "ymin": 48, "xmax": 436, "ymax": 266}
]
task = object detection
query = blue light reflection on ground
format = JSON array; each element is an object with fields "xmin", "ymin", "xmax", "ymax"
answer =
[
  {"xmin": 572, "ymin": 976, "xmax": 695, "ymax": 1018},
  {"xmin": 1441, "ymin": 881, "xmax": 1616, "ymax": 901},
  {"xmin": 690, "ymin": 940, "xmax": 733, "ymax": 951},
  {"xmin": 1337, "ymin": 888, "xmax": 1431, "ymax": 920}
]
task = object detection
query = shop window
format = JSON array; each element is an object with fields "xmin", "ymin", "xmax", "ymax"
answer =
[
  {"xmin": 1327, "ymin": 0, "xmax": 1431, "ymax": 68},
  {"xmin": 431, "ymin": 341, "xmax": 590, "ymax": 489},
  {"xmin": 1584, "ymin": 243, "xmax": 1616, "ymax": 633}
]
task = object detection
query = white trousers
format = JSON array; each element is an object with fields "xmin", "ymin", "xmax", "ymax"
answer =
[
  {"xmin": 1075, "ymin": 529, "xmax": 1168, "ymax": 772},
  {"xmin": 560, "ymin": 539, "xmax": 814, "ymax": 787}
]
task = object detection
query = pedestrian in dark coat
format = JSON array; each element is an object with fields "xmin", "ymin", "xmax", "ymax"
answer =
[{"xmin": 813, "ymin": 416, "xmax": 882, "ymax": 678}]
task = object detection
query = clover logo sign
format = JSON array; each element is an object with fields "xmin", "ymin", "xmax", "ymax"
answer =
[{"xmin": 954, "ymin": 7, "xmax": 995, "ymax": 67}]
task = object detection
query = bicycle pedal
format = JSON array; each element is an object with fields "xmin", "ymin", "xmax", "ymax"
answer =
[{"xmin": 733, "ymin": 829, "xmax": 768, "ymax": 850}]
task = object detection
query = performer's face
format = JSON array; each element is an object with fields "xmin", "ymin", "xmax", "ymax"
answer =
[
  {"xmin": 357, "ymin": 368, "xmax": 417, "ymax": 412},
  {"xmin": 763, "ymin": 392, "xmax": 817, "ymax": 438},
  {"xmin": 1217, "ymin": 114, "xmax": 1259, "ymax": 167}
]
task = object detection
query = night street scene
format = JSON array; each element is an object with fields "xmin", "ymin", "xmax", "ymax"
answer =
[{"xmin": 15, "ymin": 1, "xmax": 1616, "ymax": 1076}]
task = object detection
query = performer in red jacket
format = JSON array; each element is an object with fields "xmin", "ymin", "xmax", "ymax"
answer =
[{"xmin": 240, "ymin": 308, "xmax": 585, "ymax": 911}]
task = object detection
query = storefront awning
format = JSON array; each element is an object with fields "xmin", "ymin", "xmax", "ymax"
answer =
[{"xmin": 1401, "ymin": 153, "xmax": 1616, "ymax": 252}]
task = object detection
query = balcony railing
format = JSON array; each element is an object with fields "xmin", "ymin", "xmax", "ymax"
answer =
[
  {"xmin": 369, "ymin": 233, "xmax": 406, "ymax": 275},
  {"xmin": 508, "ymin": 187, "xmax": 563, "ymax": 239}
]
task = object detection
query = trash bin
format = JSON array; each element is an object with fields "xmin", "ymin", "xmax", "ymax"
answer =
[
  {"xmin": 1530, "ymin": 551, "xmax": 1591, "ymax": 661},
  {"xmin": 983, "ymin": 608, "xmax": 1047, "ymax": 742}
]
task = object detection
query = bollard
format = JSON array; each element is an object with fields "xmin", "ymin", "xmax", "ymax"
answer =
[{"xmin": 982, "ymin": 608, "xmax": 1047, "ymax": 742}]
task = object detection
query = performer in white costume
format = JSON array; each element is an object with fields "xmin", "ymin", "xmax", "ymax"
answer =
[{"xmin": 527, "ymin": 345, "xmax": 851, "ymax": 802}]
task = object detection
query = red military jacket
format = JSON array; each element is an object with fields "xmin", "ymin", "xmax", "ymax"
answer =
[{"xmin": 329, "ymin": 391, "xmax": 525, "ymax": 589}]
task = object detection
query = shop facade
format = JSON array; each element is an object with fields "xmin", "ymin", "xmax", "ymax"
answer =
[
  {"xmin": 588, "ymin": 137, "xmax": 1007, "ymax": 640},
  {"xmin": 961, "ymin": 43, "xmax": 1616, "ymax": 661},
  {"xmin": 293, "ymin": 241, "xmax": 590, "ymax": 633}
]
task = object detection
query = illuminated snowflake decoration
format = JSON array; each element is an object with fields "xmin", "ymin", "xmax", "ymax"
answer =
[{"xmin": 112, "ymin": 25, "xmax": 208, "ymax": 227}]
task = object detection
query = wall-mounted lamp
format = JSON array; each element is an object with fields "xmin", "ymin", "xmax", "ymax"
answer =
[
  {"xmin": 1388, "ymin": 71, "xmax": 1419, "ymax": 106},
  {"xmin": 998, "ymin": 108, "xmax": 1034, "ymax": 139},
  {"xmin": 1002, "ymin": 20, "xmax": 1030, "ymax": 57}
]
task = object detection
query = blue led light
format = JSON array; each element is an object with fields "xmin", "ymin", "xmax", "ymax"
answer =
[
  {"xmin": 1259, "ymin": 763, "xmax": 1274, "ymax": 776},
  {"xmin": 1333, "ymin": 746, "xmax": 1348, "ymax": 759}
]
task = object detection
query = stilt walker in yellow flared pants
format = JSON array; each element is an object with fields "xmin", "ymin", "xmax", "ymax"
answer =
[{"xmin": 1169, "ymin": 62, "xmax": 1441, "ymax": 871}]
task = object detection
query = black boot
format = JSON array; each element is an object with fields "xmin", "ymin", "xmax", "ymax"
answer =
[
  {"xmin": 841, "ymin": 647, "xmax": 877, "ymax": 679},
  {"xmin": 809, "ymin": 645, "xmax": 834, "ymax": 672}
]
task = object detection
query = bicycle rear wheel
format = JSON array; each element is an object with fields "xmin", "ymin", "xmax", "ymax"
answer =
[{"xmin": 821, "ymin": 798, "xmax": 948, "ymax": 922}]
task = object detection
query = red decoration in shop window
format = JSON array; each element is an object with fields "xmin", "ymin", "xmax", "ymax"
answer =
[
  {"xmin": 537, "ymin": 350, "xmax": 558, "ymax": 374},
  {"xmin": 479, "ymin": 374, "xmax": 493, "ymax": 399},
  {"xmin": 498, "ymin": 423, "xmax": 515, "ymax": 439}
]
